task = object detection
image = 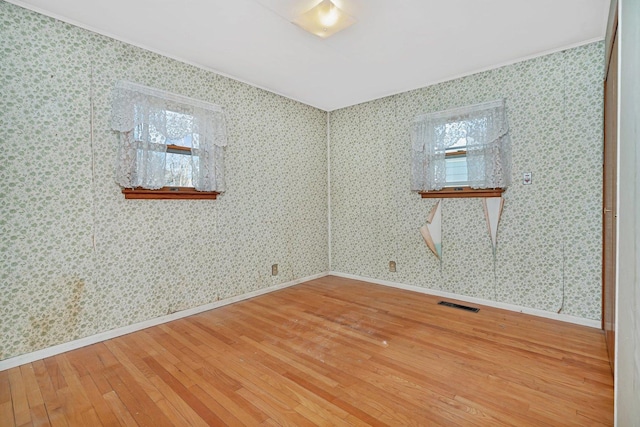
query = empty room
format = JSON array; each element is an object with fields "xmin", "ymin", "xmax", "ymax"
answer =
[{"xmin": 1, "ymin": 0, "xmax": 639, "ymax": 425}]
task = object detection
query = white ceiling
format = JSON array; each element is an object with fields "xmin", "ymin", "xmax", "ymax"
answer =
[{"xmin": 7, "ymin": 0, "xmax": 610, "ymax": 111}]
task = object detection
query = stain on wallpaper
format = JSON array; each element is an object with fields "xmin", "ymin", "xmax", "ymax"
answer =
[
  {"xmin": 329, "ymin": 42, "xmax": 604, "ymax": 320},
  {"xmin": 0, "ymin": 0, "xmax": 604, "ymax": 362},
  {"xmin": 0, "ymin": 2, "xmax": 328, "ymax": 360},
  {"xmin": 26, "ymin": 276, "xmax": 85, "ymax": 350}
]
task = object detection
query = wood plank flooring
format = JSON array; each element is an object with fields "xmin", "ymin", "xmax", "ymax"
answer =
[{"xmin": 2, "ymin": 276, "xmax": 614, "ymax": 426}]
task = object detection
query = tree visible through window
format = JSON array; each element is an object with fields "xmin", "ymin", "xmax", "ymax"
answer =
[
  {"xmin": 165, "ymin": 137, "xmax": 194, "ymax": 187},
  {"xmin": 140, "ymin": 111, "xmax": 195, "ymax": 188}
]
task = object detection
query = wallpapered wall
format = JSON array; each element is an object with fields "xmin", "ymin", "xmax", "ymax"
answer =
[
  {"xmin": 0, "ymin": 1, "xmax": 605, "ymax": 361},
  {"xmin": 0, "ymin": 2, "xmax": 328, "ymax": 360},
  {"xmin": 329, "ymin": 42, "xmax": 604, "ymax": 320}
]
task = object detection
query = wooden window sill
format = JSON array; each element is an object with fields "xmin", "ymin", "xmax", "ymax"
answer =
[
  {"xmin": 122, "ymin": 187, "xmax": 218, "ymax": 200},
  {"xmin": 420, "ymin": 187, "xmax": 505, "ymax": 198}
]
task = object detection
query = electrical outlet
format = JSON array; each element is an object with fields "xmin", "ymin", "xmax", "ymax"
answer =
[
  {"xmin": 271, "ymin": 264, "xmax": 278, "ymax": 276},
  {"xmin": 389, "ymin": 261, "xmax": 396, "ymax": 272}
]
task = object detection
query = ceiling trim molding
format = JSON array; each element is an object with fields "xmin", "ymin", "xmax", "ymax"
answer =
[
  {"xmin": 3, "ymin": 0, "xmax": 327, "ymax": 111},
  {"xmin": 330, "ymin": 36, "xmax": 606, "ymax": 111},
  {"xmin": 5, "ymin": 0, "xmax": 606, "ymax": 112}
]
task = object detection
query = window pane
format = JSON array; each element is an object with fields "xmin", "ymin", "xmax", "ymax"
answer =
[
  {"xmin": 445, "ymin": 156, "xmax": 468, "ymax": 185},
  {"xmin": 165, "ymin": 152, "xmax": 193, "ymax": 187}
]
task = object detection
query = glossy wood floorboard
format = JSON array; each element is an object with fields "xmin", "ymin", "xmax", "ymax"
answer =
[{"xmin": 3, "ymin": 276, "xmax": 614, "ymax": 426}]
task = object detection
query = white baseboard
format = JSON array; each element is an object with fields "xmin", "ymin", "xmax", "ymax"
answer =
[
  {"xmin": 1, "ymin": 270, "xmax": 600, "ymax": 371},
  {"xmin": 0, "ymin": 272, "xmax": 329, "ymax": 372},
  {"xmin": 329, "ymin": 271, "xmax": 601, "ymax": 329}
]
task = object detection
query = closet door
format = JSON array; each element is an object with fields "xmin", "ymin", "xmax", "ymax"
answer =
[{"xmin": 602, "ymin": 21, "xmax": 618, "ymax": 374}]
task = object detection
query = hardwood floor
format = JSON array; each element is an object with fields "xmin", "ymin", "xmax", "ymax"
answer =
[{"xmin": 2, "ymin": 276, "xmax": 613, "ymax": 426}]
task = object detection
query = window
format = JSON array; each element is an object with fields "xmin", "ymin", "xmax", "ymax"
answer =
[
  {"xmin": 444, "ymin": 136, "xmax": 468, "ymax": 186},
  {"xmin": 112, "ymin": 81, "xmax": 227, "ymax": 199},
  {"xmin": 411, "ymin": 99, "xmax": 511, "ymax": 198},
  {"xmin": 165, "ymin": 134, "xmax": 195, "ymax": 187}
]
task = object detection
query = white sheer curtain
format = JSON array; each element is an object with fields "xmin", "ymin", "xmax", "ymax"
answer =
[
  {"xmin": 411, "ymin": 99, "xmax": 511, "ymax": 191},
  {"xmin": 112, "ymin": 81, "xmax": 228, "ymax": 191}
]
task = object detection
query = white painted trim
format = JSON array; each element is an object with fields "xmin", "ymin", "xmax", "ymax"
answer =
[
  {"xmin": 3, "ymin": 0, "xmax": 327, "ymax": 112},
  {"xmin": 0, "ymin": 272, "xmax": 329, "ymax": 372},
  {"xmin": 329, "ymin": 271, "xmax": 601, "ymax": 329},
  {"xmin": 330, "ymin": 37, "xmax": 605, "ymax": 112},
  {"xmin": 3, "ymin": 0, "xmax": 604, "ymax": 112},
  {"xmin": 0, "ymin": 269, "xmax": 601, "ymax": 371}
]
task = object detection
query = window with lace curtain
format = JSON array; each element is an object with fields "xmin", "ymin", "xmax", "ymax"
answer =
[
  {"xmin": 411, "ymin": 99, "xmax": 511, "ymax": 198},
  {"xmin": 111, "ymin": 81, "xmax": 228, "ymax": 199}
]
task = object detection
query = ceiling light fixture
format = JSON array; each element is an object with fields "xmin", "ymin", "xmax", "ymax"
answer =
[{"xmin": 292, "ymin": 0, "xmax": 356, "ymax": 39}]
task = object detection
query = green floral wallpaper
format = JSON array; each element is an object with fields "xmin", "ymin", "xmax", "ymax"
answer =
[
  {"xmin": 0, "ymin": 2, "xmax": 328, "ymax": 360},
  {"xmin": 329, "ymin": 42, "xmax": 604, "ymax": 320},
  {"xmin": 0, "ymin": 1, "xmax": 605, "ymax": 362}
]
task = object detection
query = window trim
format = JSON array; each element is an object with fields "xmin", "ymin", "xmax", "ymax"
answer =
[
  {"xmin": 419, "ymin": 187, "xmax": 505, "ymax": 198},
  {"xmin": 446, "ymin": 149, "xmax": 466, "ymax": 156},
  {"xmin": 113, "ymin": 80, "xmax": 227, "ymax": 198},
  {"xmin": 411, "ymin": 99, "xmax": 510, "ymax": 193},
  {"xmin": 120, "ymin": 142, "xmax": 219, "ymax": 199},
  {"xmin": 122, "ymin": 186, "xmax": 218, "ymax": 200},
  {"xmin": 422, "ymin": 138, "xmax": 505, "ymax": 198},
  {"xmin": 153, "ymin": 137, "xmax": 218, "ymax": 197},
  {"xmin": 166, "ymin": 143, "xmax": 191, "ymax": 154}
]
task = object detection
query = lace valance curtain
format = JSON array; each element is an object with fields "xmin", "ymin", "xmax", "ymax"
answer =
[
  {"xmin": 112, "ymin": 81, "xmax": 228, "ymax": 192},
  {"xmin": 411, "ymin": 99, "xmax": 511, "ymax": 191}
]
